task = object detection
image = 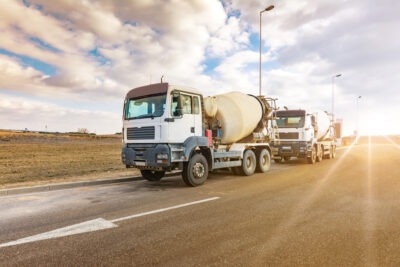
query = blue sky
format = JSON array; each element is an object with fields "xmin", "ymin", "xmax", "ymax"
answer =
[{"xmin": 1, "ymin": 0, "xmax": 399, "ymax": 135}]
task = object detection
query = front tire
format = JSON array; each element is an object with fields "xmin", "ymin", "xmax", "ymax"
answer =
[
  {"xmin": 182, "ymin": 153, "xmax": 209, "ymax": 187},
  {"xmin": 256, "ymin": 149, "xmax": 271, "ymax": 173},
  {"xmin": 332, "ymin": 145, "xmax": 336, "ymax": 159},
  {"xmin": 307, "ymin": 145, "xmax": 317, "ymax": 164},
  {"xmin": 141, "ymin": 170, "xmax": 165, "ymax": 181}
]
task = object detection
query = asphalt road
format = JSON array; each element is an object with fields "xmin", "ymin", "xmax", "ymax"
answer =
[{"xmin": 1, "ymin": 143, "xmax": 400, "ymax": 266}]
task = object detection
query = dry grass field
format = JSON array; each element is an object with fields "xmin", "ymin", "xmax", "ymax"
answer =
[
  {"xmin": 1, "ymin": 130, "xmax": 399, "ymax": 189},
  {"xmin": 0, "ymin": 130, "xmax": 139, "ymax": 188}
]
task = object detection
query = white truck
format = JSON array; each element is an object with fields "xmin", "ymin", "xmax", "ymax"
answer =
[
  {"xmin": 121, "ymin": 83, "xmax": 278, "ymax": 186},
  {"xmin": 270, "ymin": 109, "xmax": 336, "ymax": 164}
]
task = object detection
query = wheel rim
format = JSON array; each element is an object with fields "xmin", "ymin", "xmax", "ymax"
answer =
[
  {"xmin": 261, "ymin": 154, "xmax": 267, "ymax": 165},
  {"xmin": 192, "ymin": 162, "xmax": 205, "ymax": 178},
  {"xmin": 246, "ymin": 157, "xmax": 254, "ymax": 169}
]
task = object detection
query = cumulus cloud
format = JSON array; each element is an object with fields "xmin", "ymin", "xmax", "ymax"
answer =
[
  {"xmin": 0, "ymin": 94, "xmax": 120, "ymax": 134},
  {"xmin": 0, "ymin": 0, "xmax": 399, "ymax": 135}
]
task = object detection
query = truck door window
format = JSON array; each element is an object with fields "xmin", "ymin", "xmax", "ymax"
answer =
[
  {"xmin": 171, "ymin": 94, "xmax": 181, "ymax": 117},
  {"xmin": 171, "ymin": 93, "xmax": 196, "ymax": 116},
  {"xmin": 193, "ymin": 96, "xmax": 200, "ymax": 114},
  {"xmin": 181, "ymin": 94, "xmax": 192, "ymax": 114}
]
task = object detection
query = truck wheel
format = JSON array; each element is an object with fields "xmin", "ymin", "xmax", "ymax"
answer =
[
  {"xmin": 256, "ymin": 149, "xmax": 271, "ymax": 173},
  {"xmin": 274, "ymin": 158, "xmax": 282, "ymax": 163},
  {"xmin": 240, "ymin": 150, "xmax": 256, "ymax": 176},
  {"xmin": 141, "ymin": 170, "xmax": 165, "ymax": 181},
  {"xmin": 182, "ymin": 153, "xmax": 209, "ymax": 187},
  {"xmin": 283, "ymin": 156, "xmax": 291, "ymax": 162},
  {"xmin": 326, "ymin": 146, "xmax": 333, "ymax": 159},
  {"xmin": 332, "ymin": 146, "xmax": 336, "ymax": 159},
  {"xmin": 307, "ymin": 146, "xmax": 317, "ymax": 164},
  {"xmin": 316, "ymin": 145, "xmax": 323, "ymax": 162}
]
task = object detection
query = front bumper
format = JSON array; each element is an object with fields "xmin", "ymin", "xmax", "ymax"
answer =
[
  {"xmin": 271, "ymin": 141, "xmax": 311, "ymax": 158},
  {"xmin": 122, "ymin": 144, "xmax": 170, "ymax": 170}
]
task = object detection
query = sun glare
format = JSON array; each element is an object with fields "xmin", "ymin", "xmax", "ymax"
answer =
[
  {"xmin": 258, "ymin": 143, "xmax": 357, "ymax": 256},
  {"xmin": 363, "ymin": 135, "xmax": 376, "ymax": 265}
]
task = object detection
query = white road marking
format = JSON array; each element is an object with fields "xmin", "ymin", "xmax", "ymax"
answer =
[
  {"xmin": 0, "ymin": 218, "xmax": 117, "ymax": 248},
  {"xmin": 110, "ymin": 196, "xmax": 220, "ymax": 223},
  {"xmin": 0, "ymin": 197, "xmax": 220, "ymax": 248}
]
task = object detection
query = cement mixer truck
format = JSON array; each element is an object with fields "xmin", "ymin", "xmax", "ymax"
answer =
[
  {"xmin": 121, "ymin": 83, "xmax": 278, "ymax": 186},
  {"xmin": 270, "ymin": 109, "xmax": 336, "ymax": 164}
]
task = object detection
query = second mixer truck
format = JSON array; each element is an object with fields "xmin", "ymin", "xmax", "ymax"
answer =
[
  {"xmin": 121, "ymin": 83, "xmax": 278, "ymax": 186},
  {"xmin": 270, "ymin": 109, "xmax": 336, "ymax": 164}
]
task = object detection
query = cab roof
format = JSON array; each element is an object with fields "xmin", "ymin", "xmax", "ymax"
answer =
[{"xmin": 125, "ymin": 83, "xmax": 201, "ymax": 100}]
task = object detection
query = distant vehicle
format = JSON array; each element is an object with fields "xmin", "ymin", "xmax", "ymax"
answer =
[
  {"xmin": 270, "ymin": 109, "xmax": 336, "ymax": 164},
  {"xmin": 121, "ymin": 83, "xmax": 278, "ymax": 186}
]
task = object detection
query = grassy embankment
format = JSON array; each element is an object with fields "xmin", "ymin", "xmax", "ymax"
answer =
[{"xmin": 0, "ymin": 130, "xmax": 139, "ymax": 188}]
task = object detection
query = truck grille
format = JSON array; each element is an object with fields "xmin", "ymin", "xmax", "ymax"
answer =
[
  {"xmin": 279, "ymin": 132, "xmax": 299, "ymax": 139},
  {"xmin": 127, "ymin": 126, "xmax": 155, "ymax": 140}
]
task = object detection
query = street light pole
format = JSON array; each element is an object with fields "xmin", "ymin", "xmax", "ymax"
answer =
[
  {"xmin": 356, "ymin": 95, "xmax": 362, "ymax": 136},
  {"xmin": 259, "ymin": 5, "xmax": 274, "ymax": 96},
  {"xmin": 331, "ymin": 73, "xmax": 342, "ymax": 123}
]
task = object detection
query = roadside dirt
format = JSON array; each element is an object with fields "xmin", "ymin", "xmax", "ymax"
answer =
[{"xmin": 0, "ymin": 130, "xmax": 140, "ymax": 189}]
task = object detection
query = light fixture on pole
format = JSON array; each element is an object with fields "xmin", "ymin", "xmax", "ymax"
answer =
[
  {"xmin": 331, "ymin": 73, "xmax": 342, "ymax": 122},
  {"xmin": 259, "ymin": 5, "xmax": 274, "ymax": 96},
  {"xmin": 356, "ymin": 95, "xmax": 362, "ymax": 137}
]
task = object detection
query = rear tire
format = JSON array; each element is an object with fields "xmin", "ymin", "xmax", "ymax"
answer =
[
  {"xmin": 182, "ymin": 153, "xmax": 209, "ymax": 187},
  {"xmin": 141, "ymin": 170, "xmax": 165, "ymax": 181},
  {"xmin": 316, "ymin": 145, "xmax": 323, "ymax": 162},
  {"xmin": 256, "ymin": 149, "xmax": 271, "ymax": 173},
  {"xmin": 240, "ymin": 150, "xmax": 256, "ymax": 176},
  {"xmin": 274, "ymin": 158, "xmax": 282, "ymax": 163},
  {"xmin": 283, "ymin": 156, "xmax": 291, "ymax": 162},
  {"xmin": 307, "ymin": 145, "xmax": 317, "ymax": 164},
  {"xmin": 326, "ymin": 145, "xmax": 333, "ymax": 159}
]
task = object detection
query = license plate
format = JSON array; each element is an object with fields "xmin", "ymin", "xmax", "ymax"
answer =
[{"xmin": 135, "ymin": 161, "xmax": 146, "ymax": 166}]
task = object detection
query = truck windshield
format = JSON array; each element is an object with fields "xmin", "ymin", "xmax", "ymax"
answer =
[
  {"xmin": 125, "ymin": 94, "xmax": 166, "ymax": 120},
  {"xmin": 275, "ymin": 116, "xmax": 305, "ymax": 128}
]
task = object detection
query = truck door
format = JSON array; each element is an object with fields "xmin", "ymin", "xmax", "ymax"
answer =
[
  {"xmin": 169, "ymin": 92, "xmax": 197, "ymax": 143},
  {"xmin": 192, "ymin": 95, "xmax": 203, "ymax": 136}
]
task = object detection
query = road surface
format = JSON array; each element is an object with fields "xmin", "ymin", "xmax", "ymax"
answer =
[{"xmin": 1, "ymin": 142, "xmax": 400, "ymax": 266}]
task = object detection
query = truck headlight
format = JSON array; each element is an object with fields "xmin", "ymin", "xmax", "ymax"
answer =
[{"xmin": 157, "ymin": 153, "xmax": 169, "ymax": 160}]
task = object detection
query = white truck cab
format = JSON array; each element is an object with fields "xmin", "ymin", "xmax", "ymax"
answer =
[
  {"xmin": 271, "ymin": 109, "xmax": 336, "ymax": 164},
  {"xmin": 122, "ymin": 83, "xmax": 276, "ymax": 186}
]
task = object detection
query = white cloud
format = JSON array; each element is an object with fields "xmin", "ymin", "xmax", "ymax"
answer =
[
  {"xmin": 0, "ymin": 0, "xmax": 399, "ymax": 135},
  {"xmin": 207, "ymin": 16, "xmax": 250, "ymax": 57},
  {"xmin": 0, "ymin": 94, "xmax": 120, "ymax": 134}
]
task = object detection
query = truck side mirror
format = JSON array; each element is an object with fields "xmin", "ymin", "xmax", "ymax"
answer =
[{"xmin": 311, "ymin": 115, "xmax": 317, "ymax": 127}]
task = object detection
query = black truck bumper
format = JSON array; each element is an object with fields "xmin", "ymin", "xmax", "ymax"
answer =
[
  {"xmin": 121, "ymin": 144, "xmax": 171, "ymax": 170},
  {"xmin": 271, "ymin": 141, "xmax": 311, "ymax": 158}
]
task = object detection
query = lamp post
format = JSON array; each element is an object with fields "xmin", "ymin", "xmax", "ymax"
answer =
[
  {"xmin": 356, "ymin": 95, "xmax": 362, "ymax": 137},
  {"xmin": 331, "ymin": 73, "xmax": 342, "ymax": 122},
  {"xmin": 259, "ymin": 5, "xmax": 274, "ymax": 96}
]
